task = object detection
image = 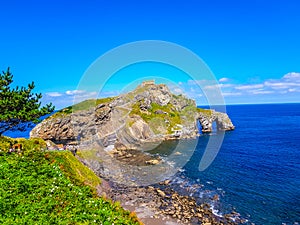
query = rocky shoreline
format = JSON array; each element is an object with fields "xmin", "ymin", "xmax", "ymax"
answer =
[
  {"xmin": 93, "ymin": 168, "xmax": 246, "ymax": 225},
  {"xmin": 77, "ymin": 148, "xmax": 247, "ymax": 225}
]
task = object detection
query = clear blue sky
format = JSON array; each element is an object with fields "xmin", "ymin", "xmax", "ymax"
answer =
[{"xmin": 1, "ymin": 0, "xmax": 300, "ymax": 108}]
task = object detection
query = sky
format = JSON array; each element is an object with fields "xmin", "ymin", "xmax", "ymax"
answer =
[{"xmin": 1, "ymin": 0, "xmax": 300, "ymax": 108}]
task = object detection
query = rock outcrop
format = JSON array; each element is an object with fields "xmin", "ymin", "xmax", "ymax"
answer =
[
  {"xmin": 198, "ymin": 111, "xmax": 235, "ymax": 133},
  {"xmin": 30, "ymin": 81, "xmax": 234, "ymax": 149}
]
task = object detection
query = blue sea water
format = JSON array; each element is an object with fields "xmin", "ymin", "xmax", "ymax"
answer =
[
  {"xmin": 3, "ymin": 113, "xmax": 53, "ymax": 138},
  {"xmin": 180, "ymin": 103, "xmax": 300, "ymax": 224}
]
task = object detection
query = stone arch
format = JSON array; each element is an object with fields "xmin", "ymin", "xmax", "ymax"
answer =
[{"xmin": 197, "ymin": 111, "xmax": 235, "ymax": 133}]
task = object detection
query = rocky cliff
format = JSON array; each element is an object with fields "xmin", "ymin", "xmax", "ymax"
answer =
[{"xmin": 30, "ymin": 81, "xmax": 234, "ymax": 149}]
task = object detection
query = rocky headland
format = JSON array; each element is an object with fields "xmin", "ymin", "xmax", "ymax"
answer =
[{"xmin": 30, "ymin": 81, "xmax": 234, "ymax": 148}]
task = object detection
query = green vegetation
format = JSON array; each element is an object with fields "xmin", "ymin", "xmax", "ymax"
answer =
[
  {"xmin": 130, "ymin": 102, "xmax": 182, "ymax": 134},
  {"xmin": 148, "ymin": 117, "xmax": 167, "ymax": 134},
  {"xmin": 0, "ymin": 136, "xmax": 47, "ymax": 153},
  {"xmin": 0, "ymin": 68, "xmax": 54, "ymax": 135},
  {"xmin": 96, "ymin": 97, "xmax": 115, "ymax": 105},
  {"xmin": 0, "ymin": 137, "xmax": 141, "ymax": 225},
  {"xmin": 76, "ymin": 149, "xmax": 102, "ymax": 162},
  {"xmin": 47, "ymin": 151, "xmax": 101, "ymax": 195},
  {"xmin": 129, "ymin": 95, "xmax": 214, "ymax": 135},
  {"xmin": 197, "ymin": 107, "xmax": 213, "ymax": 117},
  {"xmin": 51, "ymin": 99, "xmax": 96, "ymax": 118},
  {"xmin": 52, "ymin": 97, "xmax": 116, "ymax": 118},
  {"xmin": 125, "ymin": 86, "xmax": 147, "ymax": 102}
]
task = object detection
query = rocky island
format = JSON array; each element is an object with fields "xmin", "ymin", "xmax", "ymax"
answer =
[{"xmin": 31, "ymin": 81, "xmax": 234, "ymax": 148}]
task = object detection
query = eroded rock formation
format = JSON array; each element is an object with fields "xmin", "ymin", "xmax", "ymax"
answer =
[
  {"xmin": 198, "ymin": 111, "xmax": 235, "ymax": 133},
  {"xmin": 30, "ymin": 81, "xmax": 234, "ymax": 149}
]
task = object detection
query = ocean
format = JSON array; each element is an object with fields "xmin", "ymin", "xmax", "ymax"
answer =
[
  {"xmin": 178, "ymin": 103, "xmax": 300, "ymax": 224},
  {"xmin": 4, "ymin": 103, "xmax": 300, "ymax": 224}
]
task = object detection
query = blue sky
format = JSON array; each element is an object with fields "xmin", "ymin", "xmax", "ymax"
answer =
[{"xmin": 1, "ymin": 0, "xmax": 300, "ymax": 108}]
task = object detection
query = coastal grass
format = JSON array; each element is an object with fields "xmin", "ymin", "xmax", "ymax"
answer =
[
  {"xmin": 148, "ymin": 117, "xmax": 167, "ymax": 135},
  {"xmin": 51, "ymin": 97, "xmax": 116, "ymax": 118},
  {"xmin": 76, "ymin": 148, "xmax": 101, "ymax": 162},
  {"xmin": 0, "ymin": 136, "xmax": 47, "ymax": 153},
  {"xmin": 129, "ymin": 102, "xmax": 174, "ymax": 134},
  {"xmin": 46, "ymin": 151, "xmax": 101, "ymax": 195},
  {"xmin": 0, "ymin": 137, "xmax": 142, "ymax": 225},
  {"xmin": 130, "ymin": 101, "xmax": 201, "ymax": 134},
  {"xmin": 197, "ymin": 107, "xmax": 213, "ymax": 117}
]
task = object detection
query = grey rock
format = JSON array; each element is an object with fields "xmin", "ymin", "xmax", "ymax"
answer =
[{"xmin": 198, "ymin": 111, "xmax": 235, "ymax": 133}]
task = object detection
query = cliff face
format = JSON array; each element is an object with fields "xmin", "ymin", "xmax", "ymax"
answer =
[{"xmin": 30, "ymin": 81, "xmax": 234, "ymax": 149}]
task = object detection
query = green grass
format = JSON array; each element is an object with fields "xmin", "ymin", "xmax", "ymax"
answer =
[
  {"xmin": 0, "ymin": 136, "xmax": 47, "ymax": 153},
  {"xmin": 0, "ymin": 136, "xmax": 16, "ymax": 152},
  {"xmin": 95, "ymin": 97, "xmax": 116, "ymax": 106},
  {"xmin": 47, "ymin": 151, "xmax": 101, "ymax": 195},
  {"xmin": 197, "ymin": 108, "xmax": 213, "ymax": 117},
  {"xmin": 129, "ymin": 101, "xmax": 214, "ymax": 135},
  {"xmin": 51, "ymin": 97, "xmax": 116, "ymax": 119},
  {"xmin": 130, "ymin": 102, "xmax": 182, "ymax": 134},
  {"xmin": 76, "ymin": 149, "xmax": 102, "ymax": 162},
  {"xmin": 0, "ymin": 137, "xmax": 142, "ymax": 225},
  {"xmin": 148, "ymin": 117, "xmax": 167, "ymax": 135}
]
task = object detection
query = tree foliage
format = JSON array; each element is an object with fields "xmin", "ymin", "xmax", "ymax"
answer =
[{"xmin": 0, "ymin": 68, "xmax": 54, "ymax": 135}]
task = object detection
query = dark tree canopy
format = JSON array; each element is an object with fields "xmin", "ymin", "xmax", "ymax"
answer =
[{"xmin": 0, "ymin": 68, "xmax": 55, "ymax": 135}]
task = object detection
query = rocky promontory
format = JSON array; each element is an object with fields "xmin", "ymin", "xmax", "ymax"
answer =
[
  {"xmin": 30, "ymin": 81, "xmax": 234, "ymax": 148},
  {"xmin": 30, "ymin": 81, "xmax": 237, "ymax": 224}
]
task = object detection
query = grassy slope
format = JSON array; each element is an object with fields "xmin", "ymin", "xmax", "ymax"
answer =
[
  {"xmin": 197, "ymin": 107, "xmax": 213, "ymax": 117},
  {"xmin": 0, "ymin": 137, "xmax": 141, "ymax": 225},
  {"xmin": 51, "ymin": 97, "xmax": 116, "ymax": 119}
]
